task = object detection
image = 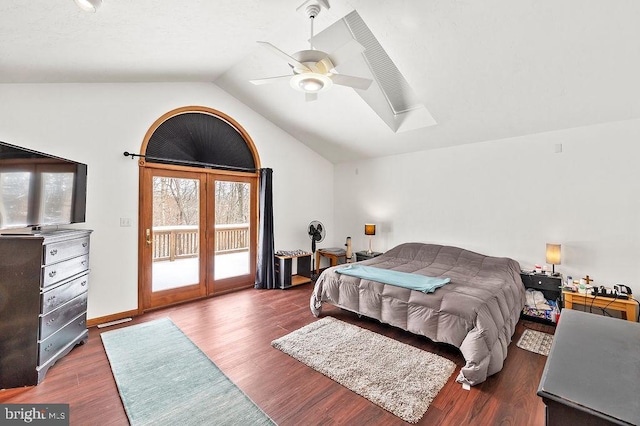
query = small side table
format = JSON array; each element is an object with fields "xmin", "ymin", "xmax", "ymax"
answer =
[
  {"xmin": 355, "ymin": 251, "xmax": 383, "ymax": 262},
  {"xmin": 520, "ymin": 273, "xmax": 562, "ymax": 325},
  {"xmin": 562, "ymin": 290, "xmax": 638, "ymax": 322},
  {"xmin": 316, "ymin": 248, "xmax": 346, "ymax": 275},
  {"xmin": 275, "ymin": 253, "xmax": 312, "ymax": 289}
]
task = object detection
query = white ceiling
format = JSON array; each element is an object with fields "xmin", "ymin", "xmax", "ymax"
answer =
[{"xmin": 2, "ymin": 0, "xmax": 640, "ymax": 163}]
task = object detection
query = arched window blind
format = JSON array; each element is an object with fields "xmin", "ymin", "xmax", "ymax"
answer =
[{"xmin": 144, "ymin": 111, "xmax": 256, "ymax": 172}]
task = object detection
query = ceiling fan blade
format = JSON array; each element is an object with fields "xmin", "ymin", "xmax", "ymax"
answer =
[
  {"xmin": 331, "ymin": 74, "xmax": 373, "ymax": 91},
  {"xmin": 327, "ymin": 39, "xmax": 365, "ymax": 69},
  {"xmin": 256, "ymin": 41, "xmax": 311, "ymax": 72},
  {"xmin": 250, "ymin": 75, "xmax": 292, "ymax": 85},
  {"xmin": 305, "ymin": 92, "xmax": 318, "ymax": 102}
]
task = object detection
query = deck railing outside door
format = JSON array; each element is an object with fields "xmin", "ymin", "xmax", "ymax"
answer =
[{"xmin": 152, "ymin": 224, "xmax": 249, "ymax": 261}]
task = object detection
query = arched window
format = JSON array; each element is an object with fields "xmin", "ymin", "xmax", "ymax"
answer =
[
  {"xmin": 142, "ymin": 107, "xmax": 259, "ymax": 171},
  {"xmin": 138, "ymin": 106, "xmax": 260, "ymax": 311}
]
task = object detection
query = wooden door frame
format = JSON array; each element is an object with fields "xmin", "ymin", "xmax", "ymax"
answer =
[
  {"xmin": 136, "ymin": 106, "xmax": 262, "ymax": 314},
  {"xmin": 138, "ymin": 166, "xmax": 208, "ymax": 311},
  {"xmin": 206, "ymin": 172, "xmax": 258, "ymax": 295},
  {"xmin": 137, "ymin": 162, "xmax": 259, "ymax": 313}
]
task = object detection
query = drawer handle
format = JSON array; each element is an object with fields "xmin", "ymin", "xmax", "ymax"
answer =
[
  {"xmin": 79, "ymin": 320, "xmax": 85, "ymax": 326},
  {"xmin": 82, "ymin": 242, "xmax": 88, "ymax": 248},
  {"xmin": 81, "ymin": 260, "xmax": 88, "ymax": 266},
  {"xmin": 50, "ymin": 249, "xmax": 58, "ymax": 256},
  {"xmin": 48, "ymin": 270, "xmax": 57, "ymax": 278},
  {"xmin": 81, "ymin": 280, "xmax": 87, "ymax": 287},
  {"xmin": 47, "ymin": 295, "xmax": 57, "ymax": 304},
  {"xmin": 44, "ymin": 343, "xmax": 54, "ymax": 352},
  {"xmin": 46, "ymin": 317, "xmax": 57, "ymax": 326}
]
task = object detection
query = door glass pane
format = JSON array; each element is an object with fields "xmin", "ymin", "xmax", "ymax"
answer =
[
  {"xmin": 214, "ymin": 180, "xmax": 250, "ymax": 279},
  {"xmin": 152, "ymin": 176, "xmax": 200, "ymax": 291}
]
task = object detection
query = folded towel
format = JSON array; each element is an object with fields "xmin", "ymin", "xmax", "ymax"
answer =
[{"xmin": 336, "ymin": 264, "xmax": 450, "ymax": 293}]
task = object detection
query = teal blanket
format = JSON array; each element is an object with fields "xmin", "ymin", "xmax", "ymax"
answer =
[{"xmin": 336, "ymin": 264, "xmax": 450, "ymax": 293}]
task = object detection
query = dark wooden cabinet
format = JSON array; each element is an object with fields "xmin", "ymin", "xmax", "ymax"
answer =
[
  {"xmin": 521, "ymin": 273, "xmax": 562, "ymax": 301},
  {"xmin": 275, "ymin": 254, "xmax": 311, "ymax": 289},
  {"xmin": 0, "ymin": 229, "xmax": 91, "ymax": 389},
  {"xmin": 538, "ymin": 310, "xmax": 640, "ymax": 425},
  {"xmin": 521, "ymin": 273, "xmax": 562, "ymax": 325}
]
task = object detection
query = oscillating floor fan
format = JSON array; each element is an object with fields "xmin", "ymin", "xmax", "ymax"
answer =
[{"xmin": 308, "ymin": 220, "xmax": 325, "ymax": 278}]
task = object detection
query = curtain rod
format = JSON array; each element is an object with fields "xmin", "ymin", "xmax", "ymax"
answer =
[{"xmin": 123, "ymin": 152, "xmax": 258, "ymax": 173}]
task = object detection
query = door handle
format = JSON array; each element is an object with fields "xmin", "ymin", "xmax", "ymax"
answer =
[{"xmin": 146, "ymin": 229, "xmax": 152, "ymax": 246}]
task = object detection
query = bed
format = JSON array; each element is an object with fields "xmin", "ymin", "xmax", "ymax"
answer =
[{"xmin": 310, "ymin": 242, "xmax": 526, "ymax": 386}]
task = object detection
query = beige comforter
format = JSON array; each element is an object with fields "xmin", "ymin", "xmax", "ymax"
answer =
[{"xmin": 310, "ymin": 242, "xmax": 526, "ymax": 386}]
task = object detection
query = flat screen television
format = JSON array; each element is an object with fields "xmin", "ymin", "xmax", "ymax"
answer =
[{"xmin": 0, "ymin": 141, "xmax": 87, "ymax": 232}]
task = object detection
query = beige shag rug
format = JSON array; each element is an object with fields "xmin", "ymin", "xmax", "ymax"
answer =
[
  {"xmin": 516, "ymin": 329, "xmax": 554, "ymax": 356},
  {"xmin": 271, "ymin": 316, "xmax": 457, "ymax": 423}
]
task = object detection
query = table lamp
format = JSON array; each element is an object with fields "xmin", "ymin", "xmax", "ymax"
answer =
[
  {"xmin": 365, "ymin": 224, "xmax": 376, "ymax": 254},
  {"xmin": 546, "ymin": 243, "xmax": 561, "ymax": 275}
]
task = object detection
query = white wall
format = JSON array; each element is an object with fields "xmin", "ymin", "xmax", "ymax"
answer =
[
  {"xmin": 3, "ymin": 82, "xmax": 637, "ymax": 317},
  {"xmin": 334, "ymin": 119, "xmax": 640, "ymax": 295},
  {"xmin": 0, "ymin": 83, "xmax": 334, "ymax": 320}
]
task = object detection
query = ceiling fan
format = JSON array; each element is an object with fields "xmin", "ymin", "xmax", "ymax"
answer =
[{"xmin": 250, "ymin": 2, "xmax": 373, "ymax": 102}]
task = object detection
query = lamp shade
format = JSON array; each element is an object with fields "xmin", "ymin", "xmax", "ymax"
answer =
[
  {"xmin": 364, "ymin": 224, "xmax": 376, "ymax": 236},
  {"xmin": 546, "ymin": 243, "xmax": 561, "ymax": 265}
]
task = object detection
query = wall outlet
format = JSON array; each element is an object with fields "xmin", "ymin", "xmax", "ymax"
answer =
[{"xmin": 119, "ymin": 218, "xmax": 132, "ymax": 227}]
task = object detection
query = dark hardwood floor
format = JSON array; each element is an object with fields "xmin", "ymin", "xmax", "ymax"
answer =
[{"xmin": 0, "ymin": 284, "xmax": 553, "ymax": 425}]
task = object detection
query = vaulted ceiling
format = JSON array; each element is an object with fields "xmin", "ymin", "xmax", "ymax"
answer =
[{"xmin": 2, "ymin": 0, "xmax": 640, "ymax": 163}]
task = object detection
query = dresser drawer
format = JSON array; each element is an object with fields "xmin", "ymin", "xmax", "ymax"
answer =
[
  {"xmin": 43, "ymin": 236, "xmax": 90, "ymax": 265},
  {"xmin": 42, "ymin": 254, "xmax": 89, "ymax": 288},
  {"xmin": 39, "ymin": 292, "xmax": 87, "ymax": 340},
  {"xmin": 521, "ymin": 274, "xmax": 561, "ymax": 292},
  {"xmin": 41, "ymin": 273, "xmax": 89, "ymax": 315},
  {"xmin": 38, "ymin": 312, "xmax": 87, "ymax": 366}
]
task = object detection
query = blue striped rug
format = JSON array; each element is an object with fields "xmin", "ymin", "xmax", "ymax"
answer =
[{"xmin": 101, "ymin": 318, "xmax": 275, "ymax": 426}]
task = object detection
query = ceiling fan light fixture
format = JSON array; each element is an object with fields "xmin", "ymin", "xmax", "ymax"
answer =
[
  {"xmin": 290, "ymin": 73, "xmax": 333, "ymax": 93},
  {"xmin": 74, "ymin": 0, "xmax": 102, "ymax": 12},
  {"xmin": 299, "ymin": 78, "xmax": 323, "ymax": 92}
]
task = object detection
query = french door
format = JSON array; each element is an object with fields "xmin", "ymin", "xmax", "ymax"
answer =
[{"xmin": 139, "ymin": 166, "xmax": 257, "ymax": 311}]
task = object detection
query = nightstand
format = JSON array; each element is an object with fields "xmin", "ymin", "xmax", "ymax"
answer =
[
  {"xmin": 355, "ymin": 251, "xmax": 383, "ymax": 261},
  {"xmin": 520, "ymin": 273, "xmax": 562, "ymax": 325}
]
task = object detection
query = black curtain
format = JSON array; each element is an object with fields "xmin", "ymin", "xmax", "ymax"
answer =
[{"xmin": 255, "ymin": 168, "xmax": 276, "ymax": 289}]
